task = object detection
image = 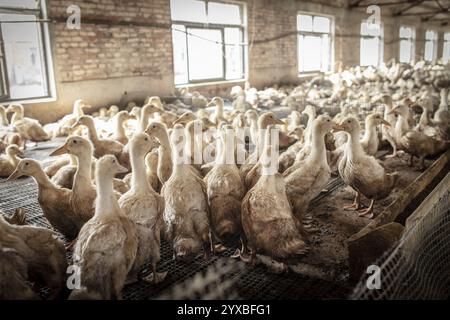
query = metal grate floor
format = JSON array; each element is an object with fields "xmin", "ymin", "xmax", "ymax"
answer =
[{"xmin": 0, "ymin": 140, "xmax": 353, "ymax": 300}]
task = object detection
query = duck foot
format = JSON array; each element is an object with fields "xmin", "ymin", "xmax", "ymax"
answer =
[
  {"xmin": 5, "ymin": 208, "xmax": 27, "ymax": 225},
  {"xmin": 142, "ymin": 272, "xmax": 168, "ymax": 284},
  {"xmin": 230, "ymin": 249, "xmax": 241, "ymax": 259},
  {"xmin": 343, "ymin": 203, "xmax": 364, "ymax": 211},
  {"xmin": 357, "ymin": 200, "xmax": 374, "ymax": 218},
  {"xmin": 213, "ymin": 243, "xmax": 228, "ymax": 254}
]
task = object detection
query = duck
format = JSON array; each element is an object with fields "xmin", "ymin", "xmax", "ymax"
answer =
[
  {"xmin": 54, "ymin": 99, "xmax": 90, "ymax": 137},
  {"xmin": 145, "ymin": 122, "xmax": 173, "ymax": 184},
  {"xmin": 278, "ymin": 126, "xmax": 304, "ymax": 173},
  {"xmin": 0, "ymin": 104, "xmax": 8, "ymax": 127},
  {"xmin": 391, "ymin": 103, "xmax": 449, "ymax": 169},
  {"xmin": 119, "ymin": 133, "xmax": 166, "ymax": 284},
  {"xmin": 378, "ymin": 95, "xmax": 400, "ymax": 157},
  {"xmin": 0, "ymin": 239, "xmax": 37, "ymax": 299},
  {"xmin": 173, "ymin": 111, "xmax": 197, "ymax": 126},
  {"xmin": 0, "ymin": 208, "xmax": 67, "ymax": 299},
  {"xmin": 145, "ymin": 149, "xmax": 161, "ymax": 192},
  {"xmin": 360, "ymin": 113, "xmax": 391, "ymax": 156},
  {"xmin": 69, "ymin": 155, "xmax": 138, "ymax": 300},
  {"xmin": 240, "ymin": 112, "xmax": 285, "ymax": 181},
  {"xmin": 7, "ymin": 159, "xmax": 80, "ymax": 240},
  {"xmin": 0, "ymin": 144, "xmax": 23, "ymax": 177},
  {"xmin": 336, "ymin": 117, "xmax": 399, "ymax": 218},
  {"xmin": 44, "ymin": 155, "xmax": 72, "ymax": 178},
  {"xmin": 240, "ymin": 126, "xmax": 308, "ymax": 264},
  {"xmin": 111, "ymin": 111, "xmax": 133, "ymax": 145},
  {"xmin": 208, "ymin": 97, "xmax": 227, "ymax": 125},
  {"xmin": 138, "ymin": 104, "xmax": 163, "ymax": 133},
  {"xmin": 161, "ymin": 127, "xmax": 211, "ymax": 261},
  {"xmin": 50, "ymin": 136, "xmax": 97, "ymax": 224},
  {"xmin": 294, "ymin": 105, "xmax": 317, "ymax": 162},
  {"xmin": 192, "ymin": 91, "xmax": 208, "ymax": 109},
  {"xmin": 204, "ymin": 125, "xmax": 245, "ymax": 247},
  {"xmin": 50, "ymin": 155, "xmax": 79, "ymax": 189},
  {"xmin": 283, "ymin": 115, "xmax": 334, "ymax": 228},
  {"xmin": 6, "ymin": 104, "xmax": 50, "ymax": 148},
  {"xmin": 72, "ymin": 115, "xmax": 125, "ymax": 158},
  {"xmin": 244, "ymin": 110, "xmax": 259, "ymax": 146},
  {"xmin": 433, "ymin": 88, "xmax": 449, "ymax": 125}
]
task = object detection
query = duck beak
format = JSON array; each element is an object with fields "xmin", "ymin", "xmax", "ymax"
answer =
[
  {"xmin": 49, "ymin": 143, "xmax": 69, "ymax": 156},
  {"xmin": 116, "ymin": 164, "xmax": 128, "ymax": 174},
  {"xmin": 381, "ymin": 119, "xmax": 391, "ymax": 127},
  {"xmin": 272, "ymin": 118, "xmax": 285, "ymax": 125},
  {"xmin": 332, "ymin": 123, "xmax": 345, "ymax": 132},
  {"xmin": 7, "ymin": 168, "xmax": 23, "ymax": 181},
  {"xmin": 173, "ymin": 117, "xmax": 182, "ymax": 125}
]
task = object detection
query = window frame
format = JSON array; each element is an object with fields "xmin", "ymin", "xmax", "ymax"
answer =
[
  {"xmin": 296, "ymin": 12, "xmax": 334, "ymax": 75},
  {"xmin": 0, "ymin": 0, "xmax": 56, "ymax": 103},
  {"xmin": 360, "ymin": 21, "xmax": 384, "ymax": 67},
  {"xmin": 171, "ymin": 0, "xmax": 248, "ymax": 86},
  {"xmin": 424, "ymin": 29, "xmax": 438, "ymax": 62},
  {"xmin": 398, "ymin": 25, "xmax": 415, "ymax": 64}
]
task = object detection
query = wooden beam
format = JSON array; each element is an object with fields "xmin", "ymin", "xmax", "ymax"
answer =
[
  {"xmin": 394, "ymin": 0, "xmax": 426, "ymax": 16},
  {"xmin": 348, "ymin": 0, "xmax": 366, "ymax": 8}
]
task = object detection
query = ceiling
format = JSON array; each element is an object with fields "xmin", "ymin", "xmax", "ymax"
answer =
[{"xmin": 348, "ymin": 0, "xmax": 450, "ymax": 25}]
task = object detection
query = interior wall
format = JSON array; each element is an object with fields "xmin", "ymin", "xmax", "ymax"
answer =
[{"xmin": 20, "ymin": 0, "xmax": 450, "ymax": 123}]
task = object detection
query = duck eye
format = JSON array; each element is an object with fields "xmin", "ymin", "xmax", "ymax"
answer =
[
  {"xmin": 144, "ymin": 137, "xmax": 148, "ymax": 141},
  {"xmin": 112, "ymin": 160, "xmax": 116, "ymax": 163},
  {"xmin": 347, "ymin": 120, "xmax": 351, "ymax": 123},
  {"xmin": 25, "ymin": 162, "xmax": 29, "ymax": 166},
  {"xmin": 73, "ymin": 140, "xmax": 77, "ymax": 144}
]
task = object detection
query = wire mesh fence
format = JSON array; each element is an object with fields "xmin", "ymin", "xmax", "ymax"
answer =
[{"xmin": 351, "ymin": 174, "xmax": 450, "ymax": 300}]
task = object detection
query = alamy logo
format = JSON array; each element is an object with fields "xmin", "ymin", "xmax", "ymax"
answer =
[
  {"xmin": 366, "ymin": 265, "xmax": 381, "ymax": 290},
  {"xmin": 66, "ymin": 5, "xmax": 81, "ymax": 30},
  {"xmin": 366, "ymin": 5, "xmax": 381, "ymax": 29}
]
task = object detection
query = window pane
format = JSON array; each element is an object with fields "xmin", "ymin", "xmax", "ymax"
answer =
[
  {"xmin": 399, "ymin": 39, "xmax": 411, "ymax": 63},
  {"xmin": 0, "ymin": 14, "xmax": 48, "ymax": 99},
  {"xmin": 208, "ymin": 2, "xmax": 241, "ymax": 25},
  {"xmin": 297, "ymin": 14, "xmax": 312, "ymax": 32},
  {"xmin": 171, "ymin": 0, "xmax": 207, "ymax": 23},
  {"xmin": 445, "ymin": 32, "xmax": 450, "ymax": 42},
  {"xmin": 313, "ymin": 16, "xmax": 330, "ymax": 33},
  {"xmin": 361, "ymin": 22, "xmax": 380, "ymax": 36},
  {"xmin": 0, "ymin": 0, "xmax": 38, "ymax": 9},
  {"xmin": 225, "ymin": 28, "xmax": 243, "ymax": 80},
  {"xmin": 299, "ymin": 35, "xmax": 322, "ymax": 72},
  {"xmin": 424, "ymin": 40, "xmax": 435, "ymax": 61},
  {"xmin": 187, "ymin": 29, "xmax": 223, "ymax": 81},
  {"xmin": 443, "ymin": 41, "xmax": 450, "ymax": 64},
  {"xmin": 321, "ymin": 34, "xmax": 330, "ymax": 71},
  {"xmin": 425, "ymin": 30, "xmax": 437, "ymax": 40},
  {"xmin": 400, "ymin": 26, "xmax": 412, "ymax": 39},
  {"xmin": 172, "ymin": 25, "xmax": 188, "ymax": 85},
  {"xmin": 361, "ymin": 37, "xmax": 380, "ymax": 66}
]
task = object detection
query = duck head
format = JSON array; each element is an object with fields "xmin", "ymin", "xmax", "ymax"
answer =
[
  {"xmin": 146, "ymin": 96, "xmax": 163, "ymax": 110},
  {"xmin": 71, "ymin": 115, "xmax": 94, "ymax": 129},
  {"xmin": 96, "ymin": 154, "xmax": 128, "ymax": 177},
  {"xmin": 207, "ymin": 96, "xmax": 224, "ymax": 108},
  {"xmin": 366, "ymin": 113, "xmax": 390, "ymax": 127},
  {"xmin": 130, "ymin": 132, "xmax": 159, "ymax": 156},
  {"xmin": 244, "ymin": 110, "xmax": 258, "ymax": 124},
  {"xmin": 145, "ymin": 121, "xmax": 169, "ymax": 141},
  {"xmin": 173, "ymin": 111, "xmax": 197, "ymax": 125},
  {"xmin": 7, "ymin": 158, "xmax": 40, "ymax": 181},
  {"xmin": 335, "ymin": 116, "xmax": 360, "ymax": 135},
  {"xmin": 50, "ymin": 136, "xmax": 93, "ymax": 157},
  {"xmin": 258, "ymin": 112, "xmax": 285, "ymax": 129}
]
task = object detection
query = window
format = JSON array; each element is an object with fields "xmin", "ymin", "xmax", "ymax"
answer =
[
  {"xmin": 360, "ymin": 21, "xmax": 383, "ymax": 66},
  {"xmin": 443, "ymin": 32, "xmax": 450, "ymax": 64},
  {"xmin": 424, "ymin": 30, "xmax": 437, "ymax": 62},
  {"xmin": 399, "ymin": 26, "xmax": 415, "ymax": 63},
  {"xmin": 0, "ymin": 0, "xmax": 54, "ymax": 102},
  {"xmin": 297, "ymin": 13, "xmax": 333, "ymax": 73},
  {"xmin": 170, "ymin": 0, "xmax": 246, "ymax": 85}
]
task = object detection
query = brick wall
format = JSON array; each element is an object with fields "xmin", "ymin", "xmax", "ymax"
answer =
[{"xmin": 25, "ymin": 0, "xmax": 450, "ymax": 123}]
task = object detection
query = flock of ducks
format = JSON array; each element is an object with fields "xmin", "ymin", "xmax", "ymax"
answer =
[{"xmin": 0, "ymin": 60, "xmax": 449, "ymax": 299}]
